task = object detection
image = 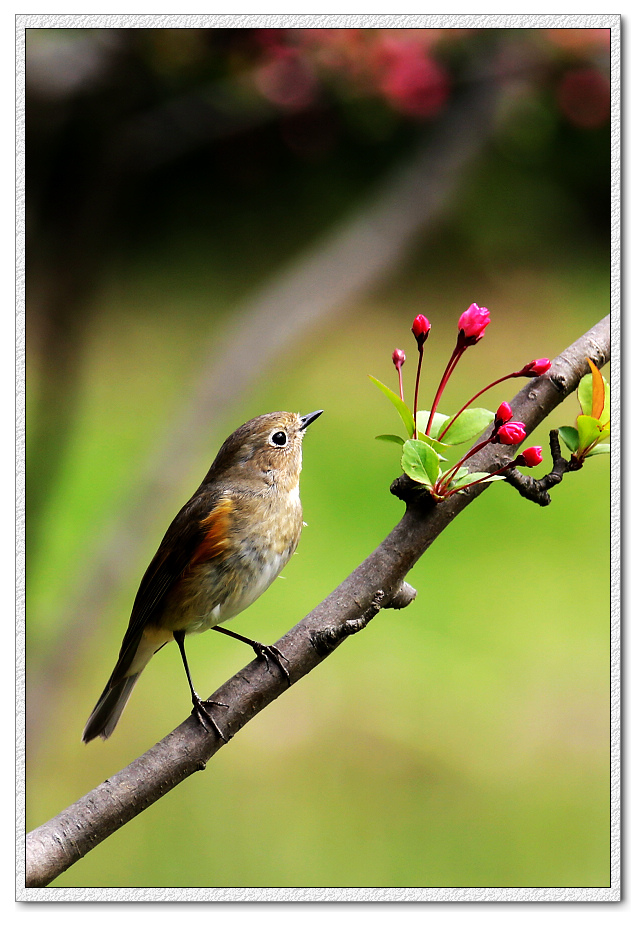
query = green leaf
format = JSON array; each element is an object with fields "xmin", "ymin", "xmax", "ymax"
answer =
[
  {"xmin": 369, "ymin": 376, "xmax": 415, "ymax": 438},
  {"xmin": 576, "ymin": 414, "xmax": 603, "ymax": 453},
  {"xmin": 579, "ymin": 357, "xmax": 609, "ymax": 425},
  {"xmin": 414, "ymin": 430, "xmax": 449, "ymax": 460},
  {"xmin": 401, "ymin": 439, "xmax": 441, "ymax": 486},
  {"xmin": 434, "ymin": 466, "xmax": 464, "ymax": 493},
  {"xmin": 558, "ymin": 426, "xmax": 580, "ymax": 453},
  {"xmin": 436, "ymin": 407, "xmax": 495, "ymax": 445},
  {"xmin": 585, "ymin": 443, "xmax": 610, "ymax": 456},
  {"xmin": 452, "ymin": 472, "xmax": 486, "ymax": 489},
  {"xmin": 452, "ymin": 471, "xmax": 505, "ymax": 490},
  {"xmin": 577, "ymin": 373, "xmax": 593, "ymax": 416},
  {"xmin": 415, "ymin": 410, "xmax": 450, "ymax": 441},
  {"xmin": 375, "ymin": 434, "xmax": 407, "ymax": 446},
  {"xmin": 601, "ymin": 381, "xmax": 611, "ymax": 426}
]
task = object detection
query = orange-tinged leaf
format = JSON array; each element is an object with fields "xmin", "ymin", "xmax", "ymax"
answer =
[{"xmin": 587, "ymin": 358, "xmax": 606, "ymax": 420}]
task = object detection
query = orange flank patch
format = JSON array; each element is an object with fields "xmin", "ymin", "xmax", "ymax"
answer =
[{"xmin": 190, "ymin": 497, "xmax": 234, "ymax": 566}]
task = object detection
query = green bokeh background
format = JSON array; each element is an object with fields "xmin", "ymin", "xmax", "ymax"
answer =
[{"xmin": 25, "ymin": 27, "xmax": 611, "ymax": 889}]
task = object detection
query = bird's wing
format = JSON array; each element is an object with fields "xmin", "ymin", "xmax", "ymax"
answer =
[{"xmin": 109, "ymin": 491, "xmax": 234, "ymax": 681}]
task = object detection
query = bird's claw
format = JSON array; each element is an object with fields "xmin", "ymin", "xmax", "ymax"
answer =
[
  {"xmin": 254, "ymin": 643, "xmax": 291, "ymax": 684},
  {"xmin": 191, "ymin": 693, "xmax": 228, "ymax": 742}
]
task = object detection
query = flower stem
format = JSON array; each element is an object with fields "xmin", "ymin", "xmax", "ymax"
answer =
[
  {"xmin": 438, "ymin": 372, "xmax": 515, "ymax": 441},
  {"xmin": 436, "ymin": 435, "xmax": 493, "ymax": 492},
  {"xmin": 425, "ymin": 345, "xmax": 463, "ymax": 436},
  {"xmin": 442, "ymin": 459, "xmax": 516, "ymax": 498},
  {"xmin": 412, "ymin": 346, "xmax": 425, "ymax": 437}
]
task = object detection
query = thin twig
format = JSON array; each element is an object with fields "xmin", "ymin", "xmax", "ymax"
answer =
[{"xmin": 504, "ymin": 429, "xmax": 584, "ymax": 505}]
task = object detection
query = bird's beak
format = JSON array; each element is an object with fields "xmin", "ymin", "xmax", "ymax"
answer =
[{"xmin": 299, "ymin": 410, "xmax": 323, "ymax": 430}]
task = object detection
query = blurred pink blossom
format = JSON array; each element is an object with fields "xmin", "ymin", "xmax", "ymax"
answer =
[
  {"xmin": 376, "ymin": 41, "xmax": 449, "ymax": 118},
  {"xmin": 543, "ymin": 28, "xmax": 610, "ymax": 52},
  {"xmin": 557, "ymin": 68, "xmax": 610, "ymax": 129},
  {"xmin": 254, "ymin": 49, "xmax": 319, "ymax": 111}
]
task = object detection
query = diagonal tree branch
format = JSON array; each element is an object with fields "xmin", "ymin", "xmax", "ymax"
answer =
[{"xmin": 23, "ymin": 315, "xmax": 610, "ymax": 890}]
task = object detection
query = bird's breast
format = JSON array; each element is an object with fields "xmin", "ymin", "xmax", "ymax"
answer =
[{"xmin": 163, "ymin": 483, "xmax": 303, "ymax": 634}]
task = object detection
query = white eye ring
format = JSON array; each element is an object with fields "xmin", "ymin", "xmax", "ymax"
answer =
[{"xmin": 269, "ymin": 429, "xmax": 288, "ymax": 447}]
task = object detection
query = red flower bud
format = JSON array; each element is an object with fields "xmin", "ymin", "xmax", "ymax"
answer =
[
  {"xmin": 392, "ymin": 348, "xmax": 406, "ymax": 369},
  {"xmin": 496, "ymin": 421, "xmax": 526, "ymax": 445},
  {"xmin": 517, "ymin": 358, "xmax": 551, "ymax": 377},
  {"xmin": 411, "ymin": 314, "xmax": 431, "ymax": 347},
  {"xmin": 457, "ymin": 303, "xmax": 490, "ymax": 344},
  {"xmin": 520, "ymin": 446, "xmax": 543, "ymax": 467},
  {"xmin": 496, "ymin": 402, "xmax": 513, "ymax": 424},
  {"xmin": 528, "ymin": 358, "xmax": 551, "ymax": 375}
]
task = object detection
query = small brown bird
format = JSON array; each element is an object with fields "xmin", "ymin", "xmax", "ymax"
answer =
[{"xmin": 82, "ymin": 409, "xmax": 323, "ymax": 743}]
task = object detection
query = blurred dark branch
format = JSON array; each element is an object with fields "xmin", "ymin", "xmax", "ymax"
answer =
[
  {"xmin": 27, "ymin": 60, "xmax": 508, "ymax": 748},
  {"xmin": 24, "ymin": 315, "xmax": 610, "ymax": 890},
  {"xmin": 25, "ymin": 29, "xmax": 272, "ymax": 566},
  {"xmin": 26, "ymin": 30, "xmax": 149, "ymax": 565}
]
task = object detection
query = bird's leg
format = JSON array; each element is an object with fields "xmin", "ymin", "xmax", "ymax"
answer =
[
  {"xmin": 173, "ymin": 629, "xmax": 228, "ymax": 741},
  {"xmin": 212, "ymin": 625, "xmax": 291, "ymax": 684}
]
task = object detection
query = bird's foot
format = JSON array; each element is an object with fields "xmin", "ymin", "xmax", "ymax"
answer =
[
  {"xmin": 211, "ymin": 624, "xmax": 290, "ymax": 684},
  {"xmin": 191, "ymin": 692, "xmax": 228, "ymax": 742},
  {"xmin": 252, "ymin": 642, "xmax": 291, "ymax": 684}
]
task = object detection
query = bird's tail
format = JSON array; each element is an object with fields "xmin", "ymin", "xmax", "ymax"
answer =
[
  {"xmin": 82, "ymin": 628, "xmax": 167, "ymax": 743},
  {"xmin": 82, "ymin": 674, "xmax": 141, "ymax": 743}
]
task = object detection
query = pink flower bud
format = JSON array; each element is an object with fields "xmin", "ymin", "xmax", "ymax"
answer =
[
  {"xmin": 517, "ymin": 358, "xmax": 551, "ymax": 377},
  {"xmin": 496, "ymin": 402, "xmax": 513, "ymax": 424},
  {"xmin": 496, "ymin": 421, "xmax": 527, "ymax": 445},
  {"xmin": 457, "ymin": 303, "xmax": 490, "ymax": 344},
  {"xmin": 520, "ymin": 446, "xmax": 543, "ymax": 467},
  {"xmin": 411, "ymin": 314, "xmax": 431, "ymax": 347},
  {"xmin": 392, "ymin": 348, "xmax": 406, "ymax": 369},
  {"xmin": 528, "ymin": 358, "xmax": 551, "ymax": 375}
]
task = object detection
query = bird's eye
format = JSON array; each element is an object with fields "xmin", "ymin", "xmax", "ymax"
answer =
[{"xmin": 270, "ymin": 430, "xmax": 288, "ymax": 447}]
